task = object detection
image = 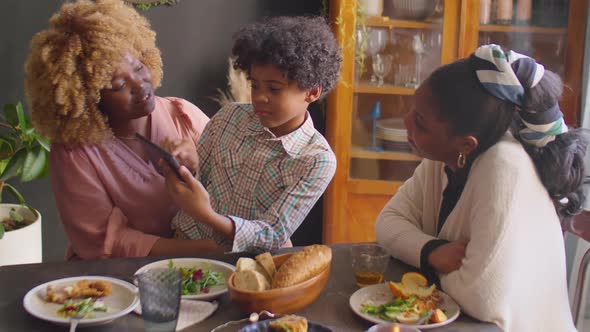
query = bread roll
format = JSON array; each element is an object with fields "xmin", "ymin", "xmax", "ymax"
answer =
[
  {"xmin": 236, "ymin": 257, "xmax": 271, "ymax": 283},
  {"xmin": 269, "ymin": 315, "xmax": 308, "ymax": 332},
  {"xmin": 272, "ymin": 245, "xmax": 332, "ymax": 288},
  {"xmin": 233, "ymin": 270, "xmax": 270, "ymax": 291},
  {"xmin": 255, "ymin": 252, "xmax": 277, "ymax": 279}
]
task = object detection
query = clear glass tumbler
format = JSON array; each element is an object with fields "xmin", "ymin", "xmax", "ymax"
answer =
[
  {"xmin": 137, "ymin": 268, "xmax": 182, "ymax": 332},
  {"xmin": 351, "ymin": 243, "xmax": 390, "ymax": 287}
]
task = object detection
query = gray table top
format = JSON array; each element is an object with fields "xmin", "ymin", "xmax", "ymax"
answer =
[{"xmin": 0, "ymin": 243, "xmax": 500, "ymax": 332}]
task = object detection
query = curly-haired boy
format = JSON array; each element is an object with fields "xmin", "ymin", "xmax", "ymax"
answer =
[{"xmin": 164, "ymin": 16, "xmax": 342, "ymax": 253}]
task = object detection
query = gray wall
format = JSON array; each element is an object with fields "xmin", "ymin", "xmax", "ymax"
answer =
[{"xmin": 0, "ymin": 0, "xmax": 325, "ymax": 262}]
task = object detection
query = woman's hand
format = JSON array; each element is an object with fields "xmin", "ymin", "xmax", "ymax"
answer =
[
  {"xmin": 161, "ymin": 138, "xmax": 199, "ymax": 175},
  {"xmin": 427, "ymin": 240, "xmax": 468, "ymax": 274}
]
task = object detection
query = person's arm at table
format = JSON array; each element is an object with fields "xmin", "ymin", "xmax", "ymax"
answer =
[
  {"xmin": 375, "ymin": 160, "xmax": 440, "ymax": 268},
  {"xmin": 150, "ymin": 237, "xmax": 224, "ymax": 255},
  {"xmin": 163, "ymin": 151, "xmax": 336, "ymax": 252},
  {"xmin": 439, "ymin": 149, "xmax": 531, "ymax": 324}
]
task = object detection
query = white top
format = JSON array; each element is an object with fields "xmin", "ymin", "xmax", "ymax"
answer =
[{"xmin": 375, "ymin": 134, "xmax": 576, "ymax": 332}]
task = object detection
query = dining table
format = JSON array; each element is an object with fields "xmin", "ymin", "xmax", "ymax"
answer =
[{"xmin": 0, "ymin": 243, "xmax": 501, "ymax": 332}]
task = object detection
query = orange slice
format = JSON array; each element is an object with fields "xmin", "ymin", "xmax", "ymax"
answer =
[
  {"xmin": 401, "ymin": 272, "xmax": 428, "ymax": 287},
  {"xmin": 388, "ymin": 281, "xmax": 405, "ymax": 299},
  {"xmin": 430, "ymin": 308, "xmax": 448, "ymax": 323},
  {"xmin": 387, "ymin": 272, "xmax": 436, "ymax": 299}
]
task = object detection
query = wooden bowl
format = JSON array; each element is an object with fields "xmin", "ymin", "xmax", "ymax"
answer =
[{"xmin": 227, "ymin": 253, "xmax": 331, "ymax": 314}]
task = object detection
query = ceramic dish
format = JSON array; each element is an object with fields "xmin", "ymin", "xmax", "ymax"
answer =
[
  {"xmin": 376, "ymin": 118, "xmax": 408, "ymax": 143},
  {"xmin": 134, "ymin": 258, "xmax": 235, "ymax": 301},
  {"xmin": 349, "ymin": 282, "xmax": 461, "ymax": 330},
  {"xmin": 23, "ymin": 276, "xmax": 138, "ymax": 327},
  {"xmin": 237, "ymin": 319, "xmax": 333, "ymax": 332}
]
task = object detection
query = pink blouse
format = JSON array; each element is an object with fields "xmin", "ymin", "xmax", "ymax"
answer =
[{"xmin": 50, "ymin": 97, "xmax": 209, "ymax": 260}]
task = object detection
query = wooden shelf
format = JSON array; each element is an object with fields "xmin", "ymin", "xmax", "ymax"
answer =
[
  {"xmin": 479, "ymin": 24, "xmax": 566, "ymax": 34},
  {"xmin": 350, "ymin": 144, "xmax": 421, "ymax": 161},
  {"xmin": 365, "ymin": 16, "xmax": 440, "ymax": 29},
  {"xmin": 354, "ymin": 84, "xmax": 416, "ymax": 95},
  {"xmin": 348, "ymin": 179, "xmax": 405, "ymax": 195}
]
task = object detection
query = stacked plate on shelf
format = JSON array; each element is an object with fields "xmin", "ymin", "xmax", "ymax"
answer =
[{"xmin": 376, "ymin": 118, "xmax": 411, "ymax": 151}]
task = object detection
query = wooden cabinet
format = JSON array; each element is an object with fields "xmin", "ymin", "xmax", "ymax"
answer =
[{"xmin": 323, "ymin": 0, "xmax": 588, "ymax": 244}]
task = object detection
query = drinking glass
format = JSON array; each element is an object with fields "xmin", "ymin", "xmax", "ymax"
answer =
[
  {"xmin": 351, "ymin": 243, "xmax": 390, "ymax": 287},
  {"xmin": 136, "ymin": 268, "xmax": 182, "ymax": 332},
  {"xmin": 411, "ymin": 34, "xmax": 426, "ymax": 87},
  {"xmin": 394, "ymin": 64, "xmax": 413, "ymax": 87},
  {"xmin": 371, "ymin": 54, "xmax": 393, "ymax": 86},
  {"xmin": 366, "ymin": 28, "xmax": 389, "ymax": 83}
]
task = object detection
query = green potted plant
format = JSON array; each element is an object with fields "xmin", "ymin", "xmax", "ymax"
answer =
[{"xmin": 0, "ymin": 102, "xmax": 50, "ymax": 266}]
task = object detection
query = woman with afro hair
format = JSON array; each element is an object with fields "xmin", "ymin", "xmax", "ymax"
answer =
[
  {"xmin": 25, "ymin": 0, "xmax": 217, "ymax": 260},
  {"xmin": 165, "ymin": 16, "xmax": 341, "ymax": 253}
]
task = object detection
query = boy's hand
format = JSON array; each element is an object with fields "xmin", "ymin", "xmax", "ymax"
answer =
[
  {"xmin": 162, "ymin": 163, "xmax": 235, "ymax": 240},
  {"xmin": 161, "ymin": 163, "xmax": 212, "ymax": 221},
  {"xmin": 161, "ymin": 138, "xmax": 199, "ymax": 175},
  {"xmin": 427, "ymin": 240, "xmax": 468, "ymax": 274}
]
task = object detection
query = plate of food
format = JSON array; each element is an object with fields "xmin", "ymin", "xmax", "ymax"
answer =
[
  {"xmin": 237, "ymin": 315, "xmax": 332, "ymax": 332},
  {"xmin": 349, "ymin": 272, "xmax": 460, "ymax": 330},
  {"xmin": 134, "ymin": 258, "xmax": 235, "ymax": 301},
  {"xmin": 23, "ymin": 276, "xmax": 138, "ymax": 327}
]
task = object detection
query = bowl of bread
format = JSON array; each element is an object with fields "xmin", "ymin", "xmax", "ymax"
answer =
[{"xmin": 228, "ymin": 244, "xmax": 332, "ymax": 314}]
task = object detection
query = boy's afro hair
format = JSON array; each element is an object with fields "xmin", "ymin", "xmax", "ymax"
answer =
[{"xmin": 232, "ymin": 16, "xmax": 342, "ymax": 98}]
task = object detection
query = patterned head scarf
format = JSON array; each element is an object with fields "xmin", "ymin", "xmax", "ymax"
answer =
[{"xmin": 470, "ymin": 44, "xmax": 567, "ymax": 147}]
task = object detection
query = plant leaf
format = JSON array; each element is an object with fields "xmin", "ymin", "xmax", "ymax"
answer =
[
  {"xmin": 0, "ymin": 223, "xmax": 4, "ymax": 239},
  {"xmin": 0, "ymin": 148, "xmax": 26, "ymax": 181},
  {"xmin": 2, "ymin": 104, "xmax": 19, "ymax": 127},
  {"xmin": 34, "ymin": 134, "xmax": 50, "ymax": 152},
  {"xmin": 3, "ymin": 183, "xmax": 25, "ymax": 205},
  {"xmin": 15, "ymin": 102, "xmax": 28, "ymax": 132},
  {"xmin": 0, "ymin": 137, "xmax": 15, "ymax": 154},
  {"xmin": 21, "ymin": 146, "xmax": 47, "ymax": 182}
]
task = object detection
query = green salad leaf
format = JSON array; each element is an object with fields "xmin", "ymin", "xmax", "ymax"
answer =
[
  {"xmin": 168, "ymin": 260, "xmax": 225, "ymax": 295},
  {"xmin": 57, "ymin": 298, "xmax": 107, "ymax": 318},
  {"xmin": 360, "ymin": 296, "xmax": 428, "ymax": 322}
]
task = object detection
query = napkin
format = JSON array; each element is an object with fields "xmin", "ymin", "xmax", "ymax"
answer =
[{"xmin": 134, "ymin": 299, "xmax": 219, "ymax": 331}]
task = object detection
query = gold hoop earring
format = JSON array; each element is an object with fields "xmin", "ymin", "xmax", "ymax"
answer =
[{"xmin": 457, "ymin": 152, "xmax": 466, "ymax": 168}]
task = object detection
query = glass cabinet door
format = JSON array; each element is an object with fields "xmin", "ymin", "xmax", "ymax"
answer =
[
  {"xmin": 349, "ymin": 1, "xmax": 446, "ymax": 183},
  {"xmin": 477, "ymin": 0, "xmax": 568, "ymax": 77},
  {"xmin": 462, "ymin": 0, "xmax": 586, "ymax": 125}
]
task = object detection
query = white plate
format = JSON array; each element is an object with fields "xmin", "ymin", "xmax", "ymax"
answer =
[
  {"xmin": 23, "ymin": 276, "xmax": 139, "ymax": 327},
  {"xmin": 349, "ymin": 283, "xmax": 461, "ymax": 330},
  {"xmin": 134, "ymin": 258, "xmax": 235, "ymax": 301}
]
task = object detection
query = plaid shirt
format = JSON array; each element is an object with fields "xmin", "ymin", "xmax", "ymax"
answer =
[{"xmin": 171, "ymin": 103, "xmax": 336, "ymax": 253}]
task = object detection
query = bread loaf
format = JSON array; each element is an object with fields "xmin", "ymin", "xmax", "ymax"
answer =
[
  {"xmin": 269, "ymin": 315, "xmax": 308, "ymax": 332},
  {"xmin": 233, "ymin": 270, "xmax": 270, "ymax": 291},
  {"xmin": 255, "ymin": 252, "xmax": 277, "ymax": 279},
  {"xmin": 272, "ymin": 245, "xmax": 332, "ymax": 288},
  {"xmin": 236, "ymin": 257, "xmax": 271, "ymax": 282}
]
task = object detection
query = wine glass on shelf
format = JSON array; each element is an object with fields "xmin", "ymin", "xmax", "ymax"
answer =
[
  {"xmin": 355, "ymin": 28, "xmax": 367, "ymax": 83},
  {"xmin": 366, "ymin": 28, "xmax": 389, "ymax": 84},
  {"xmin": 410, "ymin": 33, "xmax": 425, "ymax": 88},
  {"xmin": 372, "ymin": 54, "xmax": 393, "ymax": 86}
]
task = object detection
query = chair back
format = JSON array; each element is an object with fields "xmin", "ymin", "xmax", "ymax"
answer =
[{"xmin": 563, "ymin": 210, "xmax": 590, "ymax": 326}]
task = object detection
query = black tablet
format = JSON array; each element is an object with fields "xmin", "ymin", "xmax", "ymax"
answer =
[{"xmin": 135, "ymin": 133, "xmax": 183, "ymax": 180}]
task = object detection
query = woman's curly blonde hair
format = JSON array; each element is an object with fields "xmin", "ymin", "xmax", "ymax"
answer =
[{"xmin": 25, "ymin": 0, "xmax": 163, "ymax": 147}]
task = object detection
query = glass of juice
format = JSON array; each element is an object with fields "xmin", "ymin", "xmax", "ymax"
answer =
[{"xmin": 351, "ymin": 243, "xmax": 390, "ymax": 287}]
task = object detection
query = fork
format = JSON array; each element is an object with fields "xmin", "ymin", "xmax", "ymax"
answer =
[
  {"xmin": 69, "ymin": 312, "xmax": 85, "ymax": 332},
  {"xmin": 415, "ymin": 310, "xmax": 433, "ymax": 325},
  {"xmin": 210, "ymin": 310, "xmax": 277, "ymax": 331}
]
